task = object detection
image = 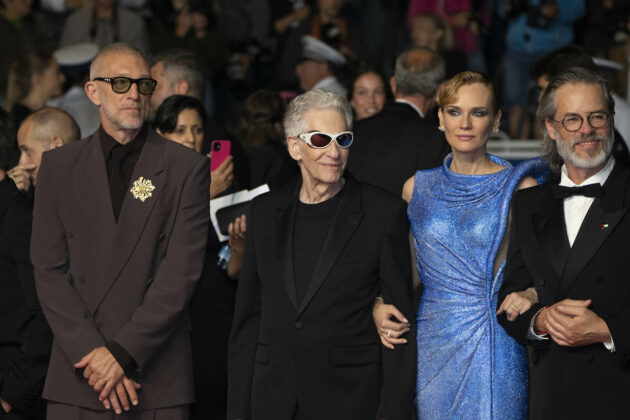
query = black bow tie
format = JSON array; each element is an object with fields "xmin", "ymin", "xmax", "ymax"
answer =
[{"xmin": 551, "ymin": 184, "xmax": 603, "ymax": 200}]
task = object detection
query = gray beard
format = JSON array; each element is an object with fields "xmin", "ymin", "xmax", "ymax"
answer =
[{"xmin": 555, "ymin": 129, "xmax": 613, "ymax": 170}]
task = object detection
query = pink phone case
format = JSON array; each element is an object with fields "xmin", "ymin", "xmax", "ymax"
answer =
[{"xmin": 210, "ymin": 140, "xmax": 231, "ymax": 171}]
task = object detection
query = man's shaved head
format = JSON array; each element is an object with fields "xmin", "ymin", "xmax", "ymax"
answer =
[
  {"xmin": 18, "ymin": 107, "xmax": 80, "ymax": 186},
  {"xmin": 22, "ymin": 107, "xmax": 81, "ymax": 145},
  {"xmin": 90, "ymin": 43, "xmax": 148, "ymax": 81}
]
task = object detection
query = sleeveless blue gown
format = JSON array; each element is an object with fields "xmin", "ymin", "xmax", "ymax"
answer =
[{"xmin": 409, "ymin": 154, "xmax": 547, "ymax": 419}]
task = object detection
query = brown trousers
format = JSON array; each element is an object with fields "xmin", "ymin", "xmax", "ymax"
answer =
[{"xmin": 47, "ymin": 402, "xmax": 189, "ymax": 420}]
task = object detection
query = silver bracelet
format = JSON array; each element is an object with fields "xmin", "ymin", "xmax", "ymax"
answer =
[{"xmin": 529, "ymin": 306, "xmax": 548, "ymax": 336}]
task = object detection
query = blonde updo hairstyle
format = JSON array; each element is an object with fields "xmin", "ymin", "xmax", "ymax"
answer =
[{"xmin": 437, "ymin": 71, "xmax": 498, "ymax": 114}]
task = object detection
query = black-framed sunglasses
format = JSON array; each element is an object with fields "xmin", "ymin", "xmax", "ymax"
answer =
[
  {"xmin": 297, "ymin": 131, "xmax": 353, "ymax": 149},
  {"xmin": 93, "ymin": 77, "xmax": 157, "ymax": 95},
  {"xmin": 548, "ymin": 111, "xmax": 611, "ymax": 132}
]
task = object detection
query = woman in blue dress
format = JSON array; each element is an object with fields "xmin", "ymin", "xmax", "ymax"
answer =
[{"xmin": 373, "ymin": 71, "xmax": 547, "ymax": 419}]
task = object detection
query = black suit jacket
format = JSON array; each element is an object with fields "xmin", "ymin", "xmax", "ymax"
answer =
[
  {"xmin": 347, "ymin": 101, "xmax": 450, "ymax": 197},
  {"xmin": 498, "ymin": 160, "xmax": 630, "ymax": 419},
  {"xmin": 0, "ymin": 178, "xmax": 51, "ymax": 419},
  {"xmin": 227, "ymin": 174, "xmax": 416, "ymax": 420}
]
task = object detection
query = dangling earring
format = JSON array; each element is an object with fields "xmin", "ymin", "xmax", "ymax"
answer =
[
  {"xmin": 438, "ymin": 125, "xmax": 445, "ymax": 132},
  {"xmin": 492, "ymin": 127, "xmax": 499, "ymax": 133}
]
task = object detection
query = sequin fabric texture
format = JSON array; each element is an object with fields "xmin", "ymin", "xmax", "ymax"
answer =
[{"xmin": 409, "ymin": 154, "xmax": 548, "ymax": 419}]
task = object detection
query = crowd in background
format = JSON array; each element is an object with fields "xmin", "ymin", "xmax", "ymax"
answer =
[{"xmin": 1, "ymin": 0, "xmax": 629, "ymax": 141}]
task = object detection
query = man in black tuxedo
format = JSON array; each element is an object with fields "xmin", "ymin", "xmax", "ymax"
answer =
[
  {"xmin": 347, "ymin": 47, "xmax": 450, "ymax": 196},
  {"xmin": 0, "ymin": 108, "xmax": 52, "ymax": 420},
  {"xmin": 498, "ymin": 67, "xmax": 630, "ymax": 419},
  {"xmin": 227, "ymin": 90, "xmax": 416, "ymax": 419}
]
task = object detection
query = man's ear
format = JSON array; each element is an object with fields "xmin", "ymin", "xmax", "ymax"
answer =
[
  {"xmin": 544, "ymin": 119, "xmax": 557, "ymax": 140},
  {"xmin": 390, "ymin": 77, "xmax": 397, "ymax": 96},
  {"xmin": 173, "ymin": 80, "xmax": 189, "ymax": 95},
  {"xmin": 85, "ymin": 81, "xmax": 101, "ymax": 106},
  {"xmin": 286, "ymin": 136, "xmax": 302, "ymax": 162},
  {"xmin": 49, "ymin": 136, "xmax": 64, "ymax": 149}
]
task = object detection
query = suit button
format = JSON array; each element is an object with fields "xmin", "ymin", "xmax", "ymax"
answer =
[
  {"xmin": 294, "ymin": 322, "xmax": 303, "ymax": 329},
  {"xmin": 538, "ymin": 278, "xmax": 545, "ymax": 286},
  {"xmin": 158, "ymin": 233, "xmax": 165, "ymax": 241},
  {"xmin": 78, "ymin": 276, "xmax": 85, "ymax": 284},
  {"xmin": 68, "ymin": 231, "xmax": 73, "ymax": 239},
  {"xmin": 595, "ymin": 277, "xmax": 603, "ymax": 283},
  {"xmin": 583, "ymin": 353, "xmax": 594, "ymax": 362}
]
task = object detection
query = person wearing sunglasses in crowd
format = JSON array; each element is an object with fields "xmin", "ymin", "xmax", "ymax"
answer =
[
  {"xmin": 30, "ymin": 43, "xmax": 210, "ymax": 420},
  {"xmin": 227, "ymin": 89, "xmax": 416, "ymax": 419}
]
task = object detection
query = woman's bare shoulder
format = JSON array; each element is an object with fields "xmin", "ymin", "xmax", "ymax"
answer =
[{"xmin": 402, "ymin": 175, "xmax": 415, "ymax": 203}]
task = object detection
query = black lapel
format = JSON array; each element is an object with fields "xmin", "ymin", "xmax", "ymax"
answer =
[
  {"xmin": 275, "ymin": 181, "xmax": 300, "ymax": 311},
  {"xmin": 558, "ymin": 162, "xmax": 629, "ymax": 297},
  {"xmin": 296, "ymin": 176, "xmax": 364, "ymax": 317},
  {"xmin": 88, "ymin": 130, "xmax": 166, "ymax": 311},
  {"xmin": 524, "ymin": 185, "xmax": 566, "ymax": 300},
  {"xmin": 534, "ymin": 199, "xmax": 570, "ymax": 278}
]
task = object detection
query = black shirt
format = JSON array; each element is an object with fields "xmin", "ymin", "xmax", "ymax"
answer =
[
  {"xmin": 98, "ymin": 124, "xmax": 148, "ymax": 376},
  {"xmin": 99, "ymin": 124, "xmax": 147, "ymax": 221},
  {"xmin": 292, "ymin": 186, "xmax": 343, "ymax": 305}
]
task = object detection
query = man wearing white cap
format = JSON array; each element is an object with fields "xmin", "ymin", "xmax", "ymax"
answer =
[{"xmin": 295, "ymin": 35, "xmax": 347, "ymax": 96}]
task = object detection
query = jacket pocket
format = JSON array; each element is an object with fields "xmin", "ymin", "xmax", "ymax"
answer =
[
  {"xmin": 255, "ymin": 343, "xmax": 269, "ymax": 364},
  {"xmin": 331, "ymin": 343, "xmax": 381, "ymax": 366}
]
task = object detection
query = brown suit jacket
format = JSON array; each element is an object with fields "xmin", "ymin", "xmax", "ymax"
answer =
[{"xmin": 31, "ymin": 127, "xmax": 210, "ymax": 410}]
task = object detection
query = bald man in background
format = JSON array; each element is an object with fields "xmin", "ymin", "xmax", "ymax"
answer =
[{"xmin": 8, "ymin": 107, "xmax": 80, "ymax": 193}]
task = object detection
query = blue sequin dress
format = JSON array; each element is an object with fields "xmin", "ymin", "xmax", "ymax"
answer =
[{"xmin": 409, "ymin": 154, "xmax": 547, "ymax": 420}]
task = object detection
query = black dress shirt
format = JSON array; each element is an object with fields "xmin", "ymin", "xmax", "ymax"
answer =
[
  {"xmin": 99, "ymin": 124, "xmax": 147, "ymax": 222},
  {"xmin": 98, "ymin": 125, "xmax": 148, "ymax": 376}
]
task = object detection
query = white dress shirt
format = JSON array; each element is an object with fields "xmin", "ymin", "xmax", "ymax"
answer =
[{"xmin": 529, "ymin": 157, "xmax": 615, "ymax": 351}]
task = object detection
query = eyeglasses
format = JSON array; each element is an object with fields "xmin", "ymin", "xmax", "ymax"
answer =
[
  {"xmin": 549, "ymin": 111, "xmax": 611, "ymax": 132},
  {"xmin": 297, "ymin": 131, "xmax": 353, "ymax": 149},
  {"xmin": 93, "ymin": 77, "xmax": 157, "ymax": 95}
]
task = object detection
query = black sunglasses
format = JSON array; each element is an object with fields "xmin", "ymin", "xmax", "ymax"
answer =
[
  {"xmin": 93, "ymin": 77, "xmax": 157, "ymax": 95},
  {"xmin": 297, "ymin": 131, "xmax": 353, "ymax": 149}
]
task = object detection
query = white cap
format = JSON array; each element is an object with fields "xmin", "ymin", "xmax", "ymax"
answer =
[
  {"xmin": 300, "ymin": 35, "xmax": 347, "ymax": 67},
  {"xmin": 53, "ymin": 43, "xmax": 99, "ymax": 66}
]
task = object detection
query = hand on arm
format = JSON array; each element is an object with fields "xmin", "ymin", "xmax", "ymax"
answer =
[
  {"xmin": 497, "ymin": 287, "xmax": 539, "ymax": 321},
  {"xmin": 373, "ymin": 300, "xmax": 410, "ymax": 349}
]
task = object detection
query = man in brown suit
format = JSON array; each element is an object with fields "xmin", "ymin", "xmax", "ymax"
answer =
[{"xmin": 30, "ymin": 43, "xmax": 210, "ymax": 419}]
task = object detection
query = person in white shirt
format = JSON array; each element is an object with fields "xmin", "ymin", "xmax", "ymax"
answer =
[{"xmin": 498, "ymin": 67, "xmax": 630, "ymax": 420}]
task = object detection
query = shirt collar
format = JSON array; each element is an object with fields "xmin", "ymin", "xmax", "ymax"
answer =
[
  {"xmin": 560, "ymin": 156, "xmax": 615, "ymax": 188},
  {"xmin": 99, "ymin": 124, "xmax": 148, "ymax": 160},
  {"xmin": 395, "ymin": 99, "xmax": 424, "ymax": 118}
]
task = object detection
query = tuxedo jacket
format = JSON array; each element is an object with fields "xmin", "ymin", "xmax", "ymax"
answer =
[
  {"xmin": 347, "ymin": 101, "xmax": 450, "ymax": 197},
  {"xmin": 0, "ymin": 179, "xmax": 51, "ymax": 419},
  {"xmin": 31, "ymin": 127, "xmax": 210, "ymax": 410},
  {"xmin": 498, "ymin": 161, "xmax": 630, "ymax": 419},
  {"xmin": 227, "ymin": 174, "xmax": 416, "ymax": 420}
]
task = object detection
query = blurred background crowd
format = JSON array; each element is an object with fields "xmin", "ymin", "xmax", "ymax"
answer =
[{"xmin": 1, "ymin": 0, "xmax": 629, "ymax": 142}]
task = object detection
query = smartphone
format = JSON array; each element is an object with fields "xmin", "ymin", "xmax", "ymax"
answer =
[{"xmin": 210, "ymin": 140, "xmax": 231, "ymax": 171}]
